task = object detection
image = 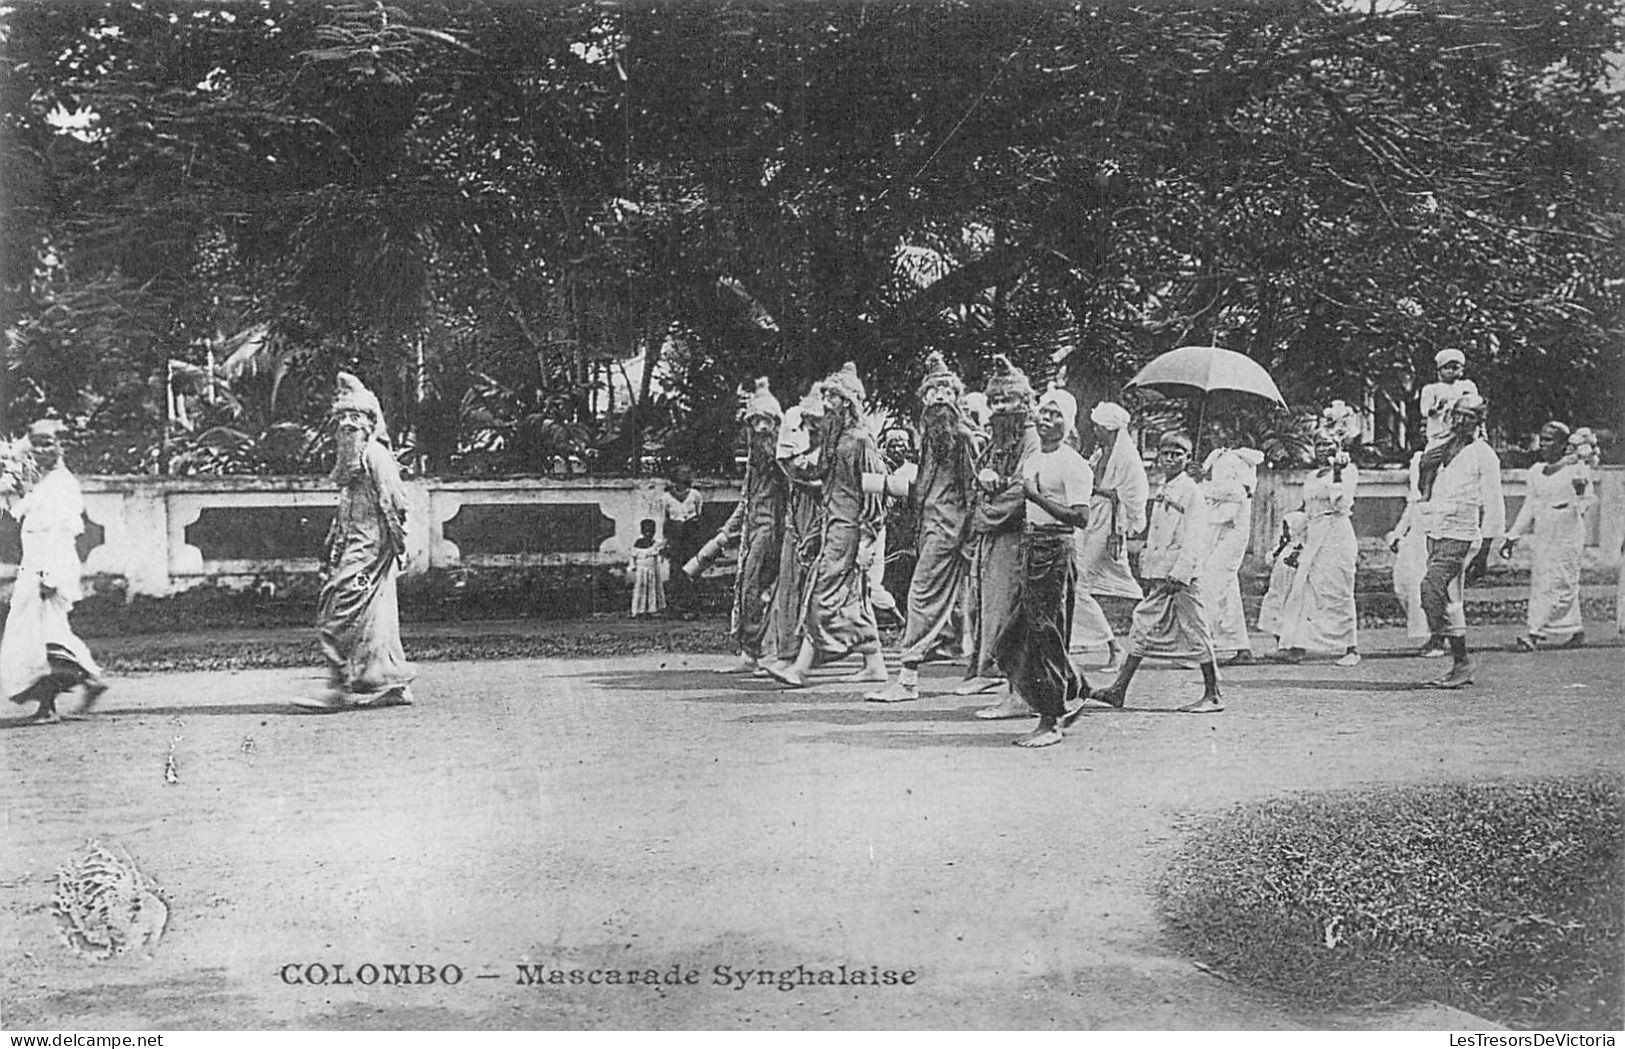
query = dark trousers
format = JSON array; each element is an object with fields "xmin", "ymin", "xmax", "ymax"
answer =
[
  {"xmin": 664, "ymin": 520, "xmax": 700, "ymax": 611},
  {"xmin": 994, "ymin": 529, "xmax": 1084, "ymax": 719},
  {"xmin": 1421, "ymin": 537, "xmax": 1473, "ymax": 639}
]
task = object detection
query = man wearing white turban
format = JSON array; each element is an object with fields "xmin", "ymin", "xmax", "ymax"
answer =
[
  {"xmin": 996, "ymin": 386, "xmax": 1094, "ymax": 746},
  {"xmin": 1069, "ymin": 401, "xmax": 1148, "ymax": 672}
]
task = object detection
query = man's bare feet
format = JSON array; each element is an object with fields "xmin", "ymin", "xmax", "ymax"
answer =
[
  {"xmin": 78, "ymin": 678, "xmax": 110, "ymax": 714},
  {"xmin": 292, "ymin": 691, "xmax": 348, "ymax": 713},
  {"xmin": 864, "ymin": 680, "xmax": 919, "ymax": 703},
  {"xmin": 1179, "ymin": 694, "xmax": 1224, "ymax": 713},
  {"xmin": 718, "ymin": 654, "xmax": 759, "ymax": 675},
  {"xmin": 973, "ymin": 695, "xmax": 1033, "ymax": 720},
  {"xmin": 1426, "ymin": 661, "xmax": 1474, "ymax": 689},
  {"xmin": 24, "ymin": 703, "xmax": 62, "ymax": 725},
  {"xmin": 765, "ymin": 663, "xmax": 807, "ymax": 688},
  {"xmin": 356, "ymin": 686, "xmax": 413, "ymax": 709},
  {"xmin": 1013, "ymin": 720, "xmax": 1063, "ymax": 747},
  {"xmin": 952, "ymin": 676, "xmax": 1006, "ymax": 696}
]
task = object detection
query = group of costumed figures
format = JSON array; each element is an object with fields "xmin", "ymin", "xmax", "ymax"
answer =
[
  {"xmin": 692, "ymin": 348, "xmax": 1608, "ymax": 748},
  {"xmin": 0, "ymin": 351, "xmax": 1609, "ymax": 737}
]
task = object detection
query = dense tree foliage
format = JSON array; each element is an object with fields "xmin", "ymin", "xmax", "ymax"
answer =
[{"xmin": 2, "ymin": 0, "xmax": 1620, "ymax": 474}]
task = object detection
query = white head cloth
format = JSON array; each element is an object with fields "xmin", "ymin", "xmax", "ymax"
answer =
[{"xmin": 1090, "ymin": 401, "xmax": 1130, "ymax": 431}]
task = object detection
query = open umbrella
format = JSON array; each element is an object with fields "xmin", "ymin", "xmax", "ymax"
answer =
[{"xmin": 1126, "ymin": 345, "xmax": 1285, "ymax": 440}]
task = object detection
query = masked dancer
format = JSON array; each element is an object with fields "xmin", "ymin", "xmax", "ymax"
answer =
[
  {"xmin": 764, "ymin": 385, "xmax": 826, "ymax": 675},
  {"xmin": 768, "ymin": 363, "xmax": 888, "ymax": 687},
  {"xmin": 296, "ymin": 373, "xmax": 416, "ymax": 711},
  {"xmin": 711, "ymin": 377, "xmax": 786, "ymax": 674},
  {"xmin": 961, "ymin": 356, "xmax": 1042, "ymax": 717},
  {"xmin": 866, "ymin": 353, "xmax": 977, "ymax": 703}
]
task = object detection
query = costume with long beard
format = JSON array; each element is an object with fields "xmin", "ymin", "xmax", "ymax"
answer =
[
  {"xmin": 897, "ymin": 354, "xmax": 977, "ymax": 667},
  {"xmin": 965, "ymin": 356, "xmax": 1040, "ymax": 683},
  {"xmin": 769, "ymin": 391, "xmax": 826, "ymax": 660},
  {"xmin": 717, "ymin": 378, "xmax": 786, "ymax": 661},
  {"xmin": 314, "ymin": 373, "xmax": 416, "ymax": 707},
  {"xmin": 800, "ymin": 364, "xmax": 886, "ymax": 660}
]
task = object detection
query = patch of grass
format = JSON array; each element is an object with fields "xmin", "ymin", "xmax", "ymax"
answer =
[
  {"xmin": 1158, "ymin": 777, "xmax": 1623, "ymax": 1030},
  {"xmin": 97, "ymin": 623, "xmax": 740, "ymax": 674}
]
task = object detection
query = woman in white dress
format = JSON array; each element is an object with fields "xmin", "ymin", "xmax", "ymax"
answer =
[
  {"xmin": 1273, "ymin": 405, "xmax": 1361, "ymax": 666},
  {"xmin": 1499, "ymin": 422, "xmax": 1593, "ymax": 650}
]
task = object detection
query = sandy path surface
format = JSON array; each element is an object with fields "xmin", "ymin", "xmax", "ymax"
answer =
[{"xmin": 3, "ymin": 627, "xmax": 1620, "ymax": 1030}]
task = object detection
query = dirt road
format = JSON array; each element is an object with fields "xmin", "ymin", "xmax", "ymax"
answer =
[{"xmin": 3, "ymin": 626, "xmax": 1620, "ymax": 1030}]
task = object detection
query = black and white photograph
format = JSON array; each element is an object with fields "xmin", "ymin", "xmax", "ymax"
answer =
[{"xmin": 1, "ymin": 0, "xmax": 1621, "ymax": 1037}]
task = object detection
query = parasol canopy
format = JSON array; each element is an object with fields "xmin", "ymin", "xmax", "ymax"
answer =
[{"xmin": 1125, "ymin": 345, "xmax": 1285, "ymax": 408}]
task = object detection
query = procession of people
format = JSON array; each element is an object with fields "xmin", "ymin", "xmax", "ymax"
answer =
[
  {"xmin": 0, "ymin": 348, "xmax": 1610, "ymax": 742},
  {"xmin": 666, "ymin": 345, "xmax": 1606, "ymax": 747}
]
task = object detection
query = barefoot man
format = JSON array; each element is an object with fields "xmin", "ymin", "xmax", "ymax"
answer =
[
  {"xmin": 962, "ymin": 355, "xmax": 1042, "ymax": 717},
  {"xmin": 866, "ymin": 352, "xmax": 977, "ymax": 703},
  {"xmin": 764, "ymin": 384, "xmax": 826, "ymax": 677},
  {"xmin": 295, "ymin": 373, "xmax": 416, "ymax": 712},
  {"xmin": 1079, "ymin": 431, "xmax": 1223, "ymax": 716},
  {"xmin": 712, "ymin": 377, "xmax": 786, "ymax": 674},
  {"xmin": 1070, "ymin": 400, "xmax": 1148, "ymax": 673},
  {"xmin": 0, "ymin": 419, "xmax": 109, "ymax": 724},
  {"xmin": 995, "ymin": 388, "xmax": 1093, "ymax": 747},
  {"xmin": 768, "ymin": 363, "xmax": 888, "ymax": 688}
]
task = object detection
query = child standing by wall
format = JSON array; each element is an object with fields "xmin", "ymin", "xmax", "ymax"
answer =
[{"xmin": 629, "ymin": 518, "xmax": 667, "ymax": 618}]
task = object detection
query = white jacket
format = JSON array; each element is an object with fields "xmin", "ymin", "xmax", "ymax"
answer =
[
  {"xmin": 1140, "ymin": 472, "xmax": 1209, "ymax": 584},
  {"xmin": 1418, "ymin": 440, "xmax": 1504, "ymax": 543}
]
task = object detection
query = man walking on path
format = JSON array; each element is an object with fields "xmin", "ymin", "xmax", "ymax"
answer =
[
  {"xmin": 0, "ymin": 419, "xmax": 109, "ymax": 724},
  {"xmin": 768, "ymin": 363, "xmax": 888, "ymax": 688},
  {"xmin": 1079, "ymin": 431, "xmax": 1223, "ymax": 716},
  {"xmin": 296, "ymin": 373, "xmax": 416, "ymax": 712},
  {"xmin": 712, "ymin": 377, "xmax": 787, "ymax": 674},
  {"xmin": 1414, "ymin": 392, "xmax": 1504, "ymax": 688},
  {"xmin": 961, "ymin": 356, "xmax": 1042, "ymax": 716},
  {"xmin": 1069, "ymin": 401, "xmax": 1148, "ymax": 673},
  {"xmin": 996, "ymin": 388, "xmax": 1093, "ymax": 747},
  {"xmin": 764, "ymin": 385, "xmax": 826, "ymax": 676},
  {"xmin": 866, "ymin": 353, "xmax": 978, "ymax": 703}
]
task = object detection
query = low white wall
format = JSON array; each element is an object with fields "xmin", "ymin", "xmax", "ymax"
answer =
[
  {"xmin": 2, "ymin": 466, "xmax": 1619, "ymax": 598},
  {"xmin": 0, "ymin": 475, "xmax": 745, "ymax": 597}
]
